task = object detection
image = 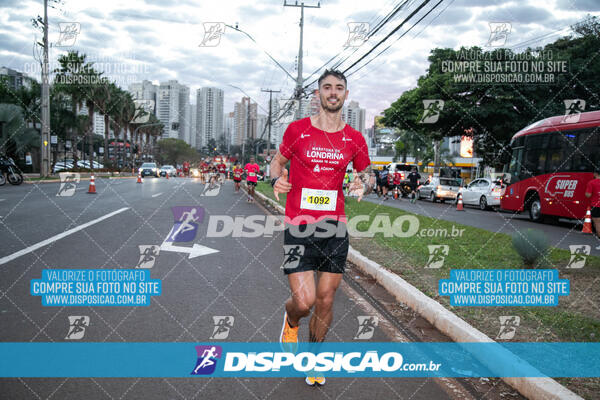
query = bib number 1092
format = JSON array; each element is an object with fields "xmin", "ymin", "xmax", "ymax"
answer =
[{"xmin": 300, "ymin": 188, "xmax": 337, "ymax": 211}]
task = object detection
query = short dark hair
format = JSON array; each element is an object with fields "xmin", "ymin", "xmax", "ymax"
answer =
[{"xmin": 318, "ymin": 69, "xmax": 347, "ymax": 88}]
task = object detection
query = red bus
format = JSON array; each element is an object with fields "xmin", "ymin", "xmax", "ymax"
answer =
[{"xmin": 501, "ymin": 110, "xmax": 600, "ymax": 222}]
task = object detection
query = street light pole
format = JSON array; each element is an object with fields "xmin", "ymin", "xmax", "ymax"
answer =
[
  {"xmin": 261, "ymin": 88, "xmax": 280, "ymax": 160},
  {"xmin": 283, "ymin": 1, "xmax": 320, "ymax": 120},
  {"xmin": 40, "ymin": 0, "xmax": 51, "ymax": 177}
]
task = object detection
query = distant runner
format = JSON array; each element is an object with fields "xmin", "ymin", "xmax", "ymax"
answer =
[
  {"xmin": 232, "ymin": 162, "xmax": 243, "ymax": 192},
  {"xmin": 245, "ymin": 156, "xmax": 260, "ymax": 203},
  {"xmin": 270, "ymin": 69, "xmax": 372, "ymax": 386}
]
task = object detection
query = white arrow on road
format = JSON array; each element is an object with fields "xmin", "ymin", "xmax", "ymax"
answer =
[{"xmin": 160, "ymin": 241, "xmax": 219, "ymax": 259}]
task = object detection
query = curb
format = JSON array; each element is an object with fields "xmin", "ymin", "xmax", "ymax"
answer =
[{"xmin": 253, "ymin": 189, "xmax": 582, "ymax": 400}]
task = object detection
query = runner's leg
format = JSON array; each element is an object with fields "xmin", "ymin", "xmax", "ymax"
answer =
[
  {"xmin": 308, "ymin": 271, "xmax": 342, "ymax": 342},
  {"xmin": 285, "ymin": 270, "xmax": 316, "ymax": 327}
]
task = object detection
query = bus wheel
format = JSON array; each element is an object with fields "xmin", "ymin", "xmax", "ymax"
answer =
[{"xmin": 528, "ymin": 195, "xmax": 543, "ymax": 222}]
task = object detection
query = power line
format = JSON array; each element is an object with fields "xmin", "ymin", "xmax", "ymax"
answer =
[
  {"xmin": 342, "ymin": 0, "xmax": 434, "ymax": 75},
  {"xmin": 346, "ymin": 0, "xmax": 445, "ymax": 78}
]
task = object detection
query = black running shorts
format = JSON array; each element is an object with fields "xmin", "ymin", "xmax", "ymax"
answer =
[
  {"xmin": 282, "ymin": 219, "xmax": 349, "ymax": 275},
  {"xmin": 592, "ymin": 207, "xmax": 600, "ymax": 218},
  {"xmin": 247, "ymin": 181, "xmax": 257, "ymax": 187}
]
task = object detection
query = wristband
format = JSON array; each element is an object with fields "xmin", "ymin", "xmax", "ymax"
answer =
[{"xmin": 270, "ymin": 177, "xmax": 279, "ymax": 188}]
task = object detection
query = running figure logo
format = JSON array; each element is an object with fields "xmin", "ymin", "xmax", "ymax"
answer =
[
  {"xmin": 65, "ymin": 316, "xmax": 89, "ymax": 340},
  {"xmin": 191, "ymin": 345, "xmax": 222, "ymax": 375},
  {"xmin": 486, "ymin": 22, "xmax": 511, "ymax": 47},
  {"xmin": 419, "ymin": 100, "xmax": 444, "ymax": 124},
  {"xmin": 354, "ymin": 316, "xmax": 379, "ymax": 340},
  {"xmin": 199, "ymin": 22, "xmax": 226, "ymax": 47},
  {"xmin": 562, "ymin": 99, "xmax": 586, "ymax": 123},
  {"xmin": 496, "ymin": 316, "xmax": 520, "ymax": 340},
  {"xmin": 425, "ymin": 245, "xmax": 449, "ymax": 269},
  {"xmin": 57, "ymin": 172, "xmax": 80, "ymax": 197},
  {"xmin": 168, "ymin": 207, "xmax": 204, "ymax": 242},
  {"xmin": 282, "ymin": 245, "xmax": 305, "ymax": 269},
  {"xmin": 566, "ymin": 245, "xmax": 590, "ymax": 269},
  {"xmin": 344, "ymin": 22, "xmax": 369, "ymax": 47},
  {"xmin": 56, "ymin": 22, "xmax": 81, "ymax": 47},
  {"xmin": 210, "ymin": 316, "xmax": 234, "ymax": 339},
  {"xmin": 137, "ymin": 245, "xmax": 160, "ymax": 268}
]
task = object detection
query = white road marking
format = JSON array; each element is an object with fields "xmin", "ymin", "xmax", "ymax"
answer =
[
  {"xmin": 0, "ymin": 207, "xmax": 130, "ymax": 266},
  {"xmin": 152, "ymin": 192, "xmax": 163, "ymax": 198},
  {"xmin": 0, "ymin": 199, "xmax": 5, "ymax": 201}
]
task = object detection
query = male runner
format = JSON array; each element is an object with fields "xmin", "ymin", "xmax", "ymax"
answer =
[
  {"xmin": 218, "ymin": 160, "xmax": 227, "ymax": 182},
  {"xmin": 379, "ymin": 165, "xmax": 390, "ymax": 200},
  {"xmin": 232, "ymin": 162, "xmax": 243, "ymax": 192},
  {"xmin": 245, "ymin": 156, "xmax": 260, "ymax": 202},
  {"xmin": 270, "ymin": 69, "xmax": 371, "ymax": 386},
  {"xmin": 585, "ymin": 169, "xmax": 600, "ymax": 249},
  {"xmin": 407, "ymin": 167, "xmax": 421, "ymax": 203}
]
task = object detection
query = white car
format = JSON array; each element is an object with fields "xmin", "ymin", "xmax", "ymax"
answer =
[
  {"xmin": 160, "ymin": 165, "xmax": 177, "ymax": 177},
  {"xmin": 459, "ymin": 178, "xmax": 503, "ymax": 210},
  {"xmin": 76, "ymin": 160, "xmax": 104, "ymax": 169}
]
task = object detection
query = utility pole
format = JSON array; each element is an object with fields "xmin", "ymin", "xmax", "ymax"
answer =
[
  {"xmin": 283, "ymin": 1, "xmax": 320, "ymax": 120},
  {"xmin": 261, "ymin": 89, "xmax": 280, "ymax": 161},
  {"xmin": 40, "ymin": 0, "xmax": 51, "ymax": 177}
]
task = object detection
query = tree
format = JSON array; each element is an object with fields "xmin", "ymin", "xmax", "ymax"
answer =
[
  {"xmin": 155, "ymin": 138, "xmax": 196, "ymax": 165},
  {"xmin": 0, "ymin": 104, "xmax": 40, "ymax": 160}
]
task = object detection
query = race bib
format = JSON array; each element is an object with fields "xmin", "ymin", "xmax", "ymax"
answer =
[
  {"xmin": 300, "ymin": 188, "xmax": 337, "ymax": 211},
  {"xmin": 249, "ymin": 172, "xmax": 256, "ymax": 177}
]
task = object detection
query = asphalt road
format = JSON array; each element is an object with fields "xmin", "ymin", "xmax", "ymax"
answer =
[
  {"xmin": 0, "ymin": 178, "xmax": 520, "ymax": 399},
  {"xmin": 362, "ymin": 193, "xmax": 600, "ymax": 253}
]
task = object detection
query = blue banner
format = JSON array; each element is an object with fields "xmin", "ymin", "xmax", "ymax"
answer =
[
  {"xmin": 0, "ymin": 342, "xmax": 598, "ymax": 378},
  {"xmin": 439, "ymin": 269, "xmax": 569, "ymax": 306}
]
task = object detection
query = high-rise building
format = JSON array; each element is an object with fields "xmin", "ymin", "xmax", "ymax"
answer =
[
  {"xmin": 78, "ymin": 104, "xmax": 107, "ymax": 138},
  {"xmin": 233, "ymin": 97, "xmax": 257, "ymax": 146},
  {"xmin": 128, "ymin": 80, "xmax": 158, "ymax": 115},
  {"xmin": 224, "ymin": 111, "xmax": 235, "ymax": 147},
  {"xmin": 178, "ymin": 85, "xmax": 190, "ymax": 143},
  {"xmin": 157, "ymin": 80, "xmax": 190, "ymax": 140},
  {"xmin": 190, "ymin": 104, "xmax": 197, "ymax": 149},
  {"xmin": 196, "ymin": 87, "xmax": 224, "ymax": 150},
  {"xmin": 343, "ymin": 100, "xmax": 366, "ymax": 134}
]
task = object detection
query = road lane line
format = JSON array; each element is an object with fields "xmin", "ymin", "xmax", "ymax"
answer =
[
  {"xmin": 152, "ymin": 192, "xmax": 163, "ymax": 198},
  {"xmin": 0, "ymin": 207, "xmax": 130, "ymax": 266}
]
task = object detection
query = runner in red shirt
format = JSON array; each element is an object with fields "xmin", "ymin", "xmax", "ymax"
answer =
[
  {"xmin": 270, "ymin": 69, "xmax": 372, "ymax": 386},
  {"xmin": 585, "ymin": 169, "xmax": 600, "ymax": 249},
  {"xmin": 218, "ymin": 162, "xmax": 227, "ymax": 182},
  {"xmin": 232, "ymin": 162, "xmax": 243, "ymax": 192},
  {"xmin": 392, "ymin": 169, "xmax": 402, "ymax": 199},
  {"xmin": 183, "ymin": 161, "xmax": 190, "ymax": 177},
  {"xmin": 244, "ymin": 156, "xmax": 260, "ymax": 202}
]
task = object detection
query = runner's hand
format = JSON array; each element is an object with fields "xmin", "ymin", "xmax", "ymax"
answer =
[{"xmin": 274, "ymin": 168, "xmax": 292, "ymax": 201}]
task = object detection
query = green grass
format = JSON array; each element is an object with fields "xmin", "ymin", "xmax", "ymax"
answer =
[{"xmin": 255, "ymin": 182, "xmax": 600, "ymax": 342}]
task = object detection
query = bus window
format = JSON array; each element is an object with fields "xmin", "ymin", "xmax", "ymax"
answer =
[
  {"xmin": 507, "ymin": 147, "xmax": 523, "ymax": 182},
  {"xmin": 572, "ymin": 127, "xmax": 600, "ymax": 172}
]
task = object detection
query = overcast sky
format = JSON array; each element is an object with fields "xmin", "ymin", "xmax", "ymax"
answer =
[{"xmin": 1, "ymin": 0, "xmax": 599, "ymax": 128}]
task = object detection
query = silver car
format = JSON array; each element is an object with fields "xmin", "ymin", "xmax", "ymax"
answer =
[
  {"xmin": 458, "ymin": 178, "xmax": 502, "ymax": 210},
  {"xmin": 416, "ymin": 177, "xmax": 461, "ymax": 203}
]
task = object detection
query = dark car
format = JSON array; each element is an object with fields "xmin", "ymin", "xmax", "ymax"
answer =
[{"xmin": 139, "ymin": 162, "xmax": 159, "ymax": 177}]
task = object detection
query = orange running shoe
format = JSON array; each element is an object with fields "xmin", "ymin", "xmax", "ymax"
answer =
[
  {"xmin": 279, "ymin": 311, "xmax": 298, "ymax": 353},
  {"xmin": 305, "ymin": 376, "xmax": 326, "ymax": 386}
]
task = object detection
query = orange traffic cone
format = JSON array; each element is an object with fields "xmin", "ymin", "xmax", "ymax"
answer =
[
  {"xmin": 166, "ymin": 172, "xmax": 169, "ymax": 179},
  {"xmin": 88, "ymin": 175, "xmax": 96, "ymax": 194},
  {"xmin": 582, "ymin": 207, "xmax": 593, "ymax": 234},
  {"xmin": 137, "ymin": 172, "xmax": 142, "ymax": 184},
  {"xmin": 456, "ymin": 192, "xmax": 464, "ymax": 211}
]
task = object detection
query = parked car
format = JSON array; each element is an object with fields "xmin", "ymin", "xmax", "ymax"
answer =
[
  {"xmin": 416, "ymin": 176, "xmax": 461, "ymax": 202},
  {"xmin": 53, "ymin": 161, "xmax": 74, "ymax": 173},
  {"xmin": 159, "ymin": 165, "xmax": 177, "ymax": 177},
  {"xmin": 76, "ymin": 160, "xmax": 104, "ymax": 169},
  {"xmin": 139, "ymin": 162, "xmax": 159, "ymax": 177},
  {"xmin": 458, "ymin": 178, "xmax": 503, "ymax": 210}
]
